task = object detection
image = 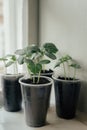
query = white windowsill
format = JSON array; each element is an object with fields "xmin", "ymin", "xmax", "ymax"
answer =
[{"xmin": 0, "ymin": 106, "xmax": 87, "ymax": 130}]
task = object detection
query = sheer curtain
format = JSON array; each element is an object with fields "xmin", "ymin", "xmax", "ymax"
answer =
[
  {"xmin": 3, "ymin": 0, "xmax": 29, "ymax": 54},
  {"xmin": 0, "ymin": 0, "xmax": 38, "ymax": 89},
  {"xmin": 0, "ymin": 0, "xmax": 29, "ymax": 91},
  {"xmin": 1, "ymin": 0, "xmax": 29, "ymax": 74},
  {"xmin": 3, "ymin": 0, "xmax": 23, "ymax": 54}
]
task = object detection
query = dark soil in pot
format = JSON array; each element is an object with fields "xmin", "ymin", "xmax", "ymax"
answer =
[
  {"xmin": 22, "ymin": 77, "xmax": 50, "ymax": 84},
  {"xmin": 53, "ymin": 76, "xmax": 81, "ymax": 119},
  {"xmin": 2, "ymin": 74, "xmax": 23, "ymax": 112},
  {"xmin": 58, "ymin": 76, "xmax": 75, "ymax": 80},
  {"xmin": 19, "ymin": 76, "xmax": 52, "ymax": 127}
]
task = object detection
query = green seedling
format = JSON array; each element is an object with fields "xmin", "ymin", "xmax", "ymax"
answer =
[
  {"xmin": 39, "ymin": 43, "xmax": 58, "ymax": 72},
  {"xmin": 55, "ymin": 55, "xmax": 81, "ymax": 80},
  {"xmin": 15, "ymin": 43, "xmax": 58, "ymax": 83},
  {"xmin": 0, "ymin": 54, "xmax": 18, "ymax": 74},
  {"xmin": 70, "ymin": 63, "xmax": 81, "ymax": 80}
]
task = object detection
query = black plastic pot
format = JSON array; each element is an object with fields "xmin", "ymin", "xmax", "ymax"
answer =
[
  {"xmin": 2, "ymin": 74, "xmax": 23, "ymax": 112},
  {"xmin": 52, "ymin": 76, "xmax": 81, "ymax": 119},
  {"xmin": 41, "ymin": 70, "xmax": 53, "ymax": 108},
  {"xmin": 41, "ymin": 69, "xmax": 53, "ymax": 78},
  {"xmin": 19, "ymin": 76, "xmax": 53, "ymax": 127}
]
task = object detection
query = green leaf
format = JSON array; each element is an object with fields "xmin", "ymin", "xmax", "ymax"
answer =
[
  {"xmin": 26, "ymin": 59, "xmax": 42, "ymax": 75},
  {"xmin": 5, "ymin": 61, "xmax": 14, "ymax": 67},
  {"xmin": 59, "ymin": 55, "xmax": 72, "ymax": 63},
  {"xmin": 30, "ymin": 45, "xmax": 40, "ymax": 53},
  {"xmin": 24, "ymin": 45, "xmax": 40, "ymax": 57},
  {"xmin": 43, "ymin": 43, "xmax": 58, "ymax": 54},
  {"xmin": 0, "ymin": 58, "xmax": 7, "ymax": 61},
  {"xmin": 5, "ymin": 54, "xmax": 17, "ymax": 62},
  {"xmin": 45, "ymin": 52, "xmax": 56, "ymax": 60},
  {"xmin": 5, "ymin": 54, "xmax": 14, "ymax": 57},
  {"xmin": 17, "ymin": 56, "xmax": 24, "ymax": 64},
  {"xmin": 26, "ymin": 59, "xmax": 36, "ymax": 74},
  {"xmin": 26, "ymin": 50, "xmax": 32, "ymax": 57},
  {"xmin": 35, "ymin": 63, "xmax": 42, "ymax": 74},
  {"xmin": 70, "ymin": 63, "xmax": 81, "ymax": 69},
  {"xmin": 11, "ymin": 55, "xmax": 16, "ymax": 61},
  {"xmin": 15, "ymin": 49, "xmax": 25, "ymax": 55},
  {"xmin": 25, "ymin": 46, "xmax": 32, "ymax": 56},
  {"xmin": 5, "ymin": 54, "xmax": 17, "ymax": 61},
  {"xmin": 66, "ymin": 55, "xmax": 72, "ymax": 60},
  {"xmin": 25, "ymin": 58, "xmax": 32, "ymax": 64},
  {"xmin": 39, "ymin": 60, "xmax": 50, "ymax": 64},
  {"xmin": 54, "ymin": 62, "xmax": 61, "ymax": 68}
]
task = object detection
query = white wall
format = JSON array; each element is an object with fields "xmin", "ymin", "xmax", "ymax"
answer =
[{"xmin": 39, "ymin": 0, "xmax": 87, "ymax": 113}]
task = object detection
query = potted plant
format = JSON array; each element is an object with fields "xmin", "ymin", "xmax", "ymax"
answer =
[
  {"xmin": 15, "ymin": 43, "xmax": 58, "ymax": 78},
  {"xmin": 16, "ymin": 45, "xmax": 53, "ymax": 127},
  {"xmin": 39, "ymin": 43, "xmax": 58, "ymax": 77},
  {"xmin": 52, "ymin": 55, "xmax": 81, "ymax": 119},
  {"xmin": 0, "ymin": 54, "xmax": 23, "ymax": 112}
]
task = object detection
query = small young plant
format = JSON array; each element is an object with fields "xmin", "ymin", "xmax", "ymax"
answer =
[
  {"xmin": 69, "ymin": 63, "xmax": 81, "ymax": 80},
  {"xmin": 0, "ymin": 57, "xmax": 7, "ymax": 73},
  {"xmin": 15, "ymin": 43, "xmax": 58, "ymax": 83},
  {"xmin": 15, "ymin": 45, "xmax": 45, "ymax": 83},
  {"xmin": 42, "ymin": 43, "xmax": 58, "ymax": 59},
  {"xmin": 54, "ymin": 55, "xmax": 81, "ymax": 80},
  {"xmin": 0, "ymin": 54, "xmax": 18, "ymax": 74},
  {"xmin": 39, "ymin": 43, "xmax": 58, "ymax": 72}
]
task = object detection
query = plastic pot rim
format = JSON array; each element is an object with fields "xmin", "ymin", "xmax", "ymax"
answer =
[
  {"xmin": 52, "ymin": 75, "xmax": 81, "ymax": 83},
  {"xmin": 19, "ymin": 76, "xmax": 53, "ymax": 87}
]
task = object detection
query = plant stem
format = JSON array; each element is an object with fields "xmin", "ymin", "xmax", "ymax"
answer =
[
  {"xmin": 43, "ymin": 64, "xmax": 45, "ymax": 73},
  {"xmin": 42, "ymin": 55, "xmax": 45, "ymax": 72},
  {"xmin": 67, "ymin": 61, "xmax": 70, "ymax": 79},
  {"xmin": 33, "ymin": 76, "xmax": 35, "ymax": 84},
  {"xmin": 63, "ymin": 62, "xmax": 66, "ymax": 80},
  {"xmin": 26, "ymin": 64, "xmax": 32, "ymax": 78},
  {"xmin": 3, "ymin": 61, "xmax": 7, "ymax": 74},
  {"xmin": 15, "ymin": 62, "xmax": 18, "ymax": 74},
  {"xmin": 73, "ymin": 68, "xmax": 76, "ymax": 80},
  {"xmin": 37, "ymin": 71, "xmax": 41, "ymax": 83}
]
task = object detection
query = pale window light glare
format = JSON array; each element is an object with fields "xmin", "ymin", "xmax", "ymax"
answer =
[
  {"xmin": 0, "ymin": 0, "xmax": 26, "ymax": 90},
  {"xmin": 0, "ymin": 0, "xmax": 5, "ymax": 75}
]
